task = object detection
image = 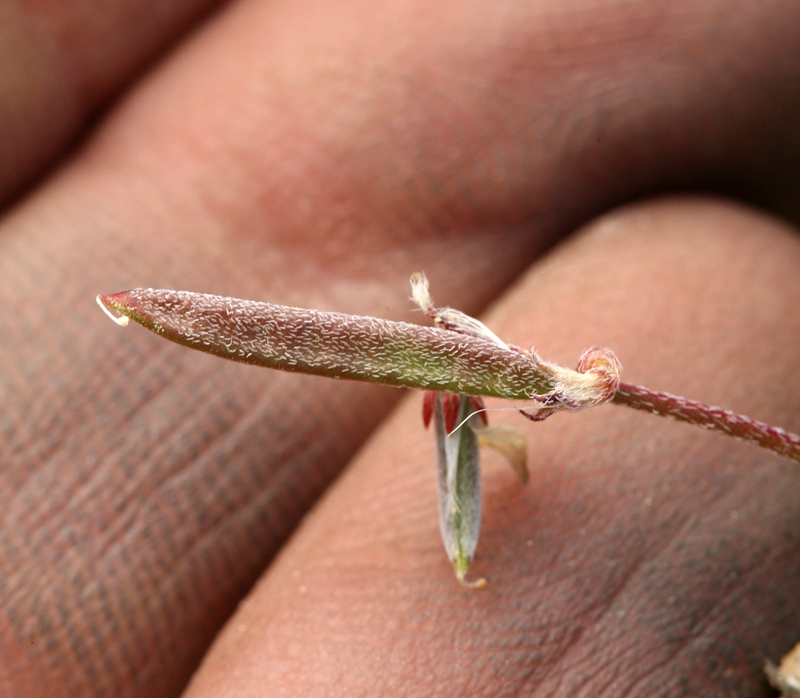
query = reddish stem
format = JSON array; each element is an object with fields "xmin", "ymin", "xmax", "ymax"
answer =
[{"xmin": 613, "ymin": 382, "xmax": 800, "ymax": 463}]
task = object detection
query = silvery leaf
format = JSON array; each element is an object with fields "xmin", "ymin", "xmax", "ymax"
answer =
[{"xmin": 434, "ymin": 393, "xmax": 485, "ymax": 587}]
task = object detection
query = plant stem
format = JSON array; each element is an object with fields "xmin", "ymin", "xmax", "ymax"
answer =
[{"xmin": 613, "ymin": 382, "xmax": 800, "ymax": 463}]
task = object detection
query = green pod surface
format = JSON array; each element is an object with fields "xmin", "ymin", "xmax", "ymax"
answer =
[{"xmin": 434, "ymin": 393, "xmax": 483, "ymax": 585}]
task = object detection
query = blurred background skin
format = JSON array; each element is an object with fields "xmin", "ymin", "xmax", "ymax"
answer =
[{"xmin": 0, "ymin": 0, "xmax": 799, "ymax": 696}]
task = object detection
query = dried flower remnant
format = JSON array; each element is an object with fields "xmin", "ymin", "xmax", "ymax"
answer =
[
  {"xmin": 766, "ymin": 642, "xmax": 800, "ymax": 698},
  {"xmin": 409, "ymin": 272, "xmax": 622, "ymax": 421},
  {"xmin": 476, "ymin": 424, "xmax": 529, "ymax": 484},
  {"xmin": 98, "ymin": 272, "xmax": 800, "ymax": 585}
]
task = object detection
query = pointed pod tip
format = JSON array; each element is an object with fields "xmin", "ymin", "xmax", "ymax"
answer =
[
  {"xmin": 452, "ymin": 554, "xmax": 486, "ymax": 588},
  {"xmin": 96, "ymin": 293, "xmax": 130, "ymax": 326}
]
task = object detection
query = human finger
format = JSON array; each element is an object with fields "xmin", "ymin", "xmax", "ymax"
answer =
[
  {"xmin": 181, "ymin": 198, "xmax": 800, "ymax": 697},
  {"xmin": 2, "ymin": 0, "xmax": 800, "ymax": 694},
  {"xmin": 0, "ymin": 0, "xmax": 225, "ymax": 204}
]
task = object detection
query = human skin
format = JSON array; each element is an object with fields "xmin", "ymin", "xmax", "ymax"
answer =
[
  {"xmin": 182, "ymin": 201, "xmax": 800, "ymax": 698},
  {"xmin": 0, "ymin": 1, "xmax": 799, "ymax": 697},
  {"xmin": 0, "ymin": 0, "xmax": 223, "ymax": 204}
]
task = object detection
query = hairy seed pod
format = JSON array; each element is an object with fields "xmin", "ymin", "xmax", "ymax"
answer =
[
  {"xmin": 96, "ymin": 273, "xmax": 800, "ymax": 589},
  {"xmin": 98, "ymin": 289, "xmax": 558, "ymax": 399}
]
